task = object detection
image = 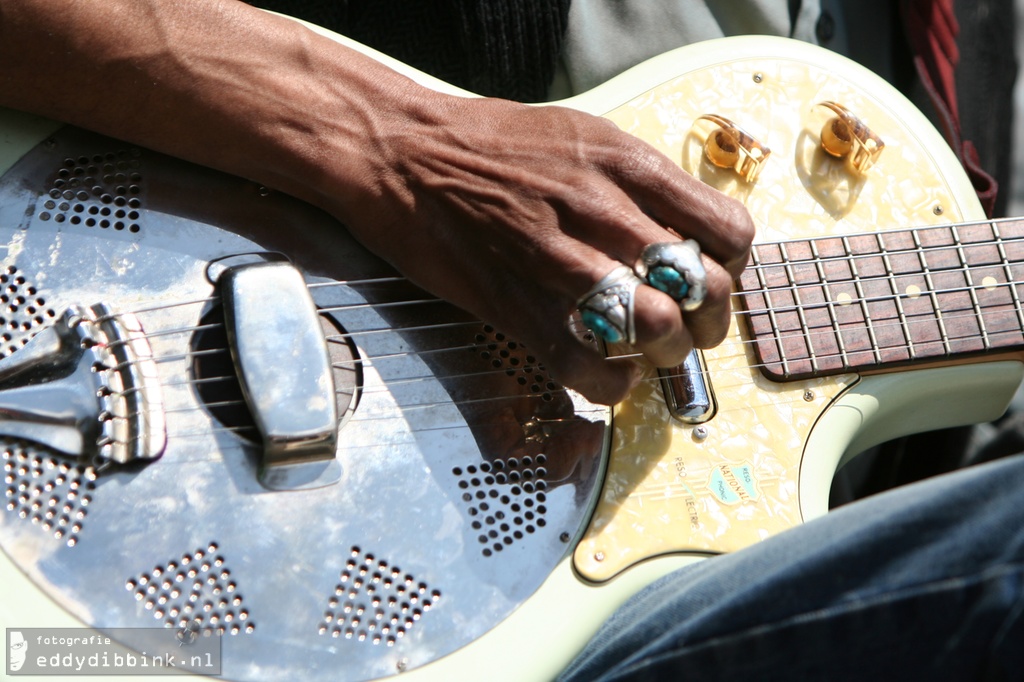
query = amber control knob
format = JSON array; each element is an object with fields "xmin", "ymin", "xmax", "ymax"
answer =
[
  {"xmin": 816, "ymin": 101, "xmax": 884, "ymax": 173},
  {"xmin": 694, "ymin": 114, "xmax": 771, "ymax": 183}
]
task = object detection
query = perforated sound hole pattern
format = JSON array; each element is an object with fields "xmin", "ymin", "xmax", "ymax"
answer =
[
  {"xmin": 471, "ymin": 325, "xmax": 562, "ymax": 401},
  {"xmin": 37, "ymin": 150, "xmax": 143, "ymax": 232},
  {"xmin": 2, "ymin": 442, "xmax": 95, "ymax": 546},
  {"xmin": 319, "ymin": 546, "xmax": 441, "ymax": 646},
  {"xmin": 453, "ymin": 456, "xmax": 549, "ymax": 558},
  {"xmin": 126, "ymin": 543, "xmax": 254, "ymax": 635},
  {"xmin": 0, "ymin": 266, "xmax": 57, "ymax": 359}
]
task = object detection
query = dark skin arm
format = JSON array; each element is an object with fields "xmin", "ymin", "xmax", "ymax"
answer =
[{"xmin": 0, "ymin": 0, "xmax": 755, "ymax": 405}]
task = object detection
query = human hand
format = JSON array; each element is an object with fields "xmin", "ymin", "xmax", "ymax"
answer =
[
  {"xmin": 311, "ymin": 93, "xmax": 755, "ymax": 405},
  {"xmin": 0, "ymin": 0, "xmax": 754, "ymax": 406}
]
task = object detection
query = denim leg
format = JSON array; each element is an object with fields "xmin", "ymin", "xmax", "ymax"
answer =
[{"xmin": 559, "ymin": 453, "xmax": 1024, "ymax": 681}]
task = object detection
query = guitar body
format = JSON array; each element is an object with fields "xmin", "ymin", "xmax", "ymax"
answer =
[{"xmin": 2, "ymin": 32, "xmax": 1021, "ymax": 681}]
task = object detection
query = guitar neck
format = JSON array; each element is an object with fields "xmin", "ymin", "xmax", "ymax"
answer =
[{"xmin": 738, "ymin": 217, "xmax": 1024, "ymax": 380}]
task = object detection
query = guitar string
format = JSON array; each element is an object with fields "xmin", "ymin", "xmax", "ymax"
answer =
[
  {"xmin": 67, "ymin": 217, "xmax": 1024, "ymax": 423},
  {"xmin": 348, "ymin": 312, "xmax": 1020, "ymax": 403},
  {"xmin": 87, "ymin": 216, "xmax": 1024, "ymax": 324},
  {"xmin": 153, "ymin": 363, "xmax": 967, "ymax": 456},
  {"xmin": 732, "ymin": 276, "xmax": 1021, "ymax": 318},
  {"xmin": 74, "ymin": 212, "xmax": 1024, "ymax": 356},
  {"xmin": 17, "ymin": 184, "xmax": 1021, "ymax": 452},
  {"xmin": 103, "ymin": 275, "xmax": 1024, "ymax": 398},
  {"xmin": 92, "ymin": 238, "xmax": 1019, "ymax": 364},
  {"xmin": 124, "ymin": 296, "xmax": 991, "ymax": 369},
  {"xmin": 99, "ymin": 244, "xmax": 1024, "ymax": 325},
  {"xmin": 95, "ymin": 298, "xmax": 1021, "ymax": 453},
  {"xmin": 159, "ymin": 378, "xmax": 830, "ymax": 450},
  {"xmin": 166, "ymin": 410, "xmax": 613, "ymax": 447},
  {"xmin": 49, "ymin": 230, "xmax": 1024, "ymax": 454},
  {"xmin": 108, "ymin": 223, "xmax": 1024, "ymax": 425},
  {"xmin": 120, "ymin": 301, "xmax": 1017, "ymax": 434},
  {"xmin": 157, "ymin": 346, "xmax": 562, "ymax": 396},
  {"xmin": 96, "ymin": 256, "xmax": 1024, "ymax": 355}
]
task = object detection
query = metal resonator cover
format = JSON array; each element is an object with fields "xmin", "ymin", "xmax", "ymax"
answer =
[{"xmin": 0, "ymin": 126, "xmax": 610, "ymax": 680}]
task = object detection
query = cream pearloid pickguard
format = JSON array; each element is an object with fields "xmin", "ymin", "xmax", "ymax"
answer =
[{"xmin": 571, "ymin": 42, "xmax": 1018, "ymax": 582}]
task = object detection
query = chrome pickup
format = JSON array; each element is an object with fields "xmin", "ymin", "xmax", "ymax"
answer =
[{"xmin": 659, "ymin": 349, "xmax": 716, "ymax": 424}]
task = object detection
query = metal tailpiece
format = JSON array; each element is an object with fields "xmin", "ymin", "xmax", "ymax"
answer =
[{"xmin": 0, "ymin": 303, "xmax": 166, "ymax": 464}]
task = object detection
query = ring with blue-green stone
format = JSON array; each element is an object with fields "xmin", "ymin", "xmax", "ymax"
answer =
[
  {"xmin": 635, "ymin": 240, "xmax": 707, "ymax": 312},
  {"xmin": 576, "ymin": 265, "xmax": 641, "ymax": 345}
]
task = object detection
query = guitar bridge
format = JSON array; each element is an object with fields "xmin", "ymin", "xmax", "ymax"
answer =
[{"xmin": 0, "ymin": 303, "xmax": 165, "ymax": 465}]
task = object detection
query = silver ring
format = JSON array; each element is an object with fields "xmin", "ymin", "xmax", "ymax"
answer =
[
  {"xmin": 635, "ymin": 240, "xmax": 707, "ymax": 312},
  {"xmin": 576, "ymin": 265, "xmax": 642, "ymax": 344}
]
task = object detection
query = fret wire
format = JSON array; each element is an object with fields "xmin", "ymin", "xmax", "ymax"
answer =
[
  {"xmin": 662, "ymin": 327, "xmax": 1024, "ymax": 389},
  {"xmin": 737, "ymin": 274, "xmax": 1024, "ymax": 323},
  {"xmin": 992, "ymin": 220, "xmax": 1024, "ymax": 338},
  {"xmin": 841, "ymin": 236, "xmax": 883, "ymax": 365},
  {"xmin": 732, "ymin": 218, "xmax": 1024, "ymax": 377},
  {"xmin": 740, "ymin": 216, "xmax": 1024, "ymax": 256},
  {"xmin": 779, "ymin": 242, "xmax": 818, "ymax": 373},
  {"xmin": 876, "ymin": 231, "xmax": 917, "ymax": 360},
  {"xmin": 750, "ymin": 245, "xmax": 792, "ymax": 377},
  {"xmin": 704, "ymin": 323, "xmax": 1024, "ymax": 385},
  {"xmin": 735, "ymin": 218, "xmax": 1024, "ymax": 330},
  {"xmin": 729, "ymin": 306, "xmax": 1024, "ymax": 365},
  {"xmin": 735, "ymin": 255, "xmax": 1023, "ymax": 307},
  {"xmin": 912, "ymin": 228, "xmax": 953, "ymax": 356},
  {"xmin": 810, "ymin": 239, "xmax": 851, "ymax": 370},
  {"xmin": 737, "ymin": 276, "xmax": 1023, "ymax": 318},
  {"xmin": 715, "ymin": 306, "xmax": 1024, "ymax": 383},
  {"xmin": 951, "ymin": 223, "xmax": 992, "ymax": 350},
  {"xmin": 741, "ymin": 219, "xmax": 1024, "ymax": 277}
]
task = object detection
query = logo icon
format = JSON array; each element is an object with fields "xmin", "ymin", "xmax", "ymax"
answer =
[{"xmin": 9, "ymin": 630, "xmax": 28, "ymax": 672}]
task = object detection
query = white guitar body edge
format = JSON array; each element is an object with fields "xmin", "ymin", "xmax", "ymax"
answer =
[{"xmin": 1, "ymin": 32, "xmax": 1021, "ymax": 682}]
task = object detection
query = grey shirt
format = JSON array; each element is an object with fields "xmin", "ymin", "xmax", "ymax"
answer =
[{"xmin": 553, "ymin": 0, "xmax": 899, "ymax": 98}]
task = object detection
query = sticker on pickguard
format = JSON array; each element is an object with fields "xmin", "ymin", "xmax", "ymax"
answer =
[{"xmin": 708, "ymin": 462, "xmax": 759, "ymax": 505}]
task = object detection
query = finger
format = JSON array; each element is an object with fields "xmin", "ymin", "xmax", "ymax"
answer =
[
  {"xmin": 543, "ymin": 327, "xmax": 643, "ymax": 405},
  {"xmin": 498, "ymin": 280, "xmax": 644, "ymax": 405},
  {"xmin": 630, "ymin": 284, "xmax": 694, "ymax": 367},
  {"xmin": 557, "ymin": 179, "xmax": 695, "ymax": 271},
  {"xmin": 679, "ymin": 255, "xmax": 736, "ymax": 349},
  {"xmin": 458, "ymin": 259, "xmax": 644, "ymax": 405},
  {"xmin": 571, "ymin": 250, "xmax": 694, "ymax": 370},
  {"xmin": 596, "ymin": 135, "xmax": 756, "ymax": 276},
  {"xmin": 630, "ymin": 250, "xmax": 735, "ymax": 360}
]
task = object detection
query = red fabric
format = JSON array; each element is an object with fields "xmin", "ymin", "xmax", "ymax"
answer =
[
  {"xmin": 904, "ymin": 0, "xmax": 960, "ymax": 119},
  {"xmin": 901, "ymin": 0, "xmax": 998, "ymax": 216}
]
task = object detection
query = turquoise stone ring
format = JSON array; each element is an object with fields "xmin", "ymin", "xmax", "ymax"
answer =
[
  {"xmin": 576, "ymin": 265, "xmax": 641, "ymax": 345},
  {"xmin": 635, "ymin": 240, "xmax": 707, "ymax": 312}
]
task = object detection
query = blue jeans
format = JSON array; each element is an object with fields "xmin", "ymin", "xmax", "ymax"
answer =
[{"xmin": 559, "ymin": 453, "xmax": 1024, "ymax": 681}]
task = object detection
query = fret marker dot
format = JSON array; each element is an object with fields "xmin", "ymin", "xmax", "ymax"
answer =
[
  {"xmin": 982, "ymin": 276, "xmax": 998, "ymax": 291},
  {"xmin": 836, "ymin": 293, "xmax": 852, "ymax": 305},
  {"xmin": 905, "ymin": 285, "xmax": 922, "ymax": 299}
]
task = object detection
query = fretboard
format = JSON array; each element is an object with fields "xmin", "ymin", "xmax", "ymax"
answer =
[{"xmin": 736, "ymin": 218, "xmax": 1024, "ymax": 381}]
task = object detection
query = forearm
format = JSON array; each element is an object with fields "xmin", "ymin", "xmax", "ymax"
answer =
[{"xmin": 0, "ymin": 0, "xmax": 428, "ymax": 214}]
